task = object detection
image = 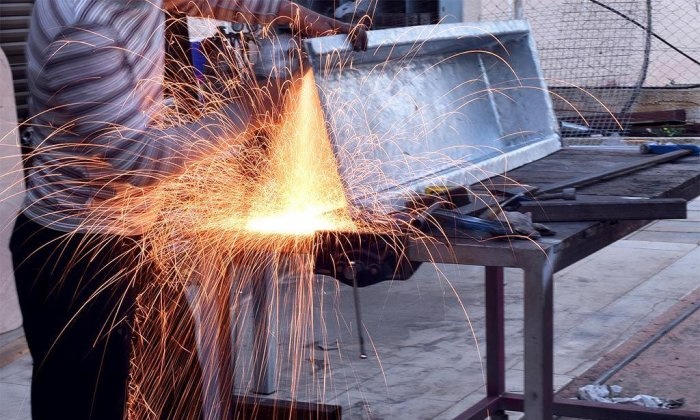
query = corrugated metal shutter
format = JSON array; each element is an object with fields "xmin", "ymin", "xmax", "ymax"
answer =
[{"xmin": 0, "ymin": 1, "xmax": 34, "ymax": 123}]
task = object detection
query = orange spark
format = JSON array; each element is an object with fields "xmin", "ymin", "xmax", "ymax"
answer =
[{"xmin": 243, "ymin": 70, "xmax": 356, "ymax": 235}]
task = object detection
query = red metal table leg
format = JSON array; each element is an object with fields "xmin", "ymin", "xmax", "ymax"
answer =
[
  {"xmin": 523, "ymin": 253, "xmax": 555, "ymax": 419},
  {"xmin": 485, "ymin": 267, "xmax": 508, "ymax": 419}
]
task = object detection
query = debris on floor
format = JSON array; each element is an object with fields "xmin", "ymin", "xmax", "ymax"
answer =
[{"xmin": 577, "ymin": 384, "xmax": 685, "ymax": 409}]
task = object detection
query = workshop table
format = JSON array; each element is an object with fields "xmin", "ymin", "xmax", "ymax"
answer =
[{"xmin": 407, "ymin": 147, "xmax": 700, "ymax": 420}]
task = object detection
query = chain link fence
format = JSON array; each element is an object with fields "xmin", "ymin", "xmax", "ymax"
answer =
[{"xmin": 480, "ymin": 0, "xmax": 700, "ymax": 138}]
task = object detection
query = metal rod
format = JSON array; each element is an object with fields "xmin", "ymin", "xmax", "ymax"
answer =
[
  {"xmin": 349, "ymin": 262, "xmax": 368, "ymax": 359},
  {"xmin": 251, "ymin": 261, "xmax": 277, "ymax": 394},
  {"xmin": 485, "ymin": 267, "xmax": 505, "ymax": 398},
  {"xmin": 502, "ymin": 393, "xmax": 700, "ymax": 420},
  {"xmin": 594, "ymin": 300, "xmax": 700, "ymax": 385},
  {"xmin": 523, "ymin": 253, "xmax": 555, "ymax": 419},
  {"xmin": 485, "ymin": 266, "xmax": 508, "ymax": 420},
  {"xmin": 537, "ymin": 149, "xmax": 692, "ymax": 195},
  {"xmin": 552, "ymin": 396, "xmax": 700, "ymax": 420},
  {"xmin": 513, "ymin": 0, "xmax": 524, "ymax": 19},
  {"xmin": 618, "ymin": 0, "xmax": 652, "ymax": 122}
]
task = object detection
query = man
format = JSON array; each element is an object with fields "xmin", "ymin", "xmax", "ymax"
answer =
[{"xmin": 11, "ymin": 1, "xmax": 367, "ymax": 419}]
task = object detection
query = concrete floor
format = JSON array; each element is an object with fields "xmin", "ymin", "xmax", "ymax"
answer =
[{"xmin": 1, "ymin": 197, "xmax": 699, "ymax": 420}]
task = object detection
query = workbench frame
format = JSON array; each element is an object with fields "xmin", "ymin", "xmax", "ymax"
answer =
[
  {"xmin": 406, "ymin": 148, "xmax": 700, "ymax": 420},
  {"xmin": 220, "ymin": 148, "xmax": 699, "ymax": 419}
]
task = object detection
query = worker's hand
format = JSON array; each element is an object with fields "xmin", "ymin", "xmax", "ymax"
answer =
[{"xmin": 278, "ymin": 1, "xmax": 369, "ymax": 51}]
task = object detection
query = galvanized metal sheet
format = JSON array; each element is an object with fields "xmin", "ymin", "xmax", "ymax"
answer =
[{"xmin": 304, "ymin": 21, "xmax": 560, "ymax": 209}]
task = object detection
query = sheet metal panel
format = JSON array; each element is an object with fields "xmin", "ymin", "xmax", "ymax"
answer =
[{"xmin": 304, "ymin": 21, "xmax": 560, "ymax": 209}]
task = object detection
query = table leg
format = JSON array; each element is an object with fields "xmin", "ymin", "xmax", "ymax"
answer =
[
  {"xmin": 485, "ymin": 267, "xmax": 508, "ymax": 420},
  {"xmin": 189, "ymin": 269, "xmax": 236, "ymax": 420},
  {"xmin": 213, "ymin": 282, "xmax": 236, "ymax": 419},
  {"xmin": 523, "ymin": 253, "xmax": 555, "ymax": 419},
  {"xmin": 251, "ymin": 262, "xmax": 277, "ymax": 395}
]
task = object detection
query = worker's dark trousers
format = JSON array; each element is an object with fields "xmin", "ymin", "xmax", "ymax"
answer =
[{"xmin": 10, "ymin": 213, "xmax": 203, "ymax": 420}]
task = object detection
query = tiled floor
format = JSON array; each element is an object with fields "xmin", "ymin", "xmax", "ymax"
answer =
[{"xmin": 1, "ymin": 197, "xmax": 698, "ymax": 420}]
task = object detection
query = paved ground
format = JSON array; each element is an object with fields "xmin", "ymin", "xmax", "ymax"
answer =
[{"xmin": 1, "ymin": 197, "xmax": 699, "ymax": 420}]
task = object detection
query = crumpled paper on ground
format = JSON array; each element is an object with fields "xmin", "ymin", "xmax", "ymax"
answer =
[{"xmin": 577, "ymin": 384, "xmax": 685, "ymax": 409}]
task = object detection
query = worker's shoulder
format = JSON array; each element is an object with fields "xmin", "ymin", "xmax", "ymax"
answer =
[
  {"xmin": 30, "ymin": 0, "xmax": 114, "ymax": 42},
  {"xmin": 32, "ymin": 0, "xmax": 163, "ymax": 52}
]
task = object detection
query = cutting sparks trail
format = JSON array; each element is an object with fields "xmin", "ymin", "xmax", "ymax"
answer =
[
  {"xmin": 240, "ymin": 70, "xmax": 356, "ymax": 236},
  {"xmin": 127, "ymin": 62, "xmax": 385, "ymax": 419},
  {"xmin": 0, "ymin": 15, "xmax": 618, "ymax": 420}
]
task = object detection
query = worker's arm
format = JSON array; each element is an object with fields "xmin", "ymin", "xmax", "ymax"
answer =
[
  {"xmin": 32, "ymin": 23, "xmax": 249, "ymax": 188},
  {"xmin": 164, "ymin": 0, "xmax": 368, "ymax": 51},
  {"xmin": 276, "ymin": 0, "xmax": 368, "ymax": 51}
]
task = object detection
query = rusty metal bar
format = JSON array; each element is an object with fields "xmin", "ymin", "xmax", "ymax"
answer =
[
  {"xmin": 485, "ymin": 266, "xmax": 505, "ymax": 399},
  {"xmin": 485, "ymin": 266, "xmax": 508, "ymax": 420},
  {"xmin": 513, "ymin": 0, "xmax": 524, "ymax": 19},
  {"xmin": 251, "ymin": 261, "xmax": 278, "ymax": 395},
  {"xmin": 452, "ymin": 396, "xmax": 503, "ymax": 420},
  {"xmin": 518, "ymin": 197, "xmax": 687, "ymax": 222},
  {"xmin": 551, "ymin": 396, "xmax": 700, "ymax": 420},
  {"xmin": 537, "ymin": 149, "xmax": 692, "ymax": 195},
  {"xmin": 523, "ymin": 252, "xmax": 555, "ymax": 419},
  {"xmin": 232, "ymin": 395, "xmax": 342, "ymax": 420},
  {"xmin": 499, "ymin": 394, "xmax": 700, "ymax": 420}
]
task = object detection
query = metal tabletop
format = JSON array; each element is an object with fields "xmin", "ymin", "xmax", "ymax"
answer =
[{"xmin": 407, "ymin": 147, "xmax": 700, "ymax": 420}]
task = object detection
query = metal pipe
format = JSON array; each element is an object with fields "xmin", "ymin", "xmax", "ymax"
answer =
[
  {"xmin": 251, "ymin": 260, "xmax": 278, "ymax": 394},
  {"xmin": 463, "ymin": 0, "xmax": 483, "ymax": 22},
  {"xmin": 485, "ymin": 266, "xmax": 508, "ymax": 420},
  {"xmin": 523, "ymin": 251, "xmax": 555, "ymax": 419},
  {"xmin": 594, "ymin": 301, "xmax": 700, "ymax": 385},
  {"xmin": 347, "ymin": 262, "xmax": 368, "ymax": 359},
  {"xmin": 513, "ymin": 0, "xmax": 524, "ymax": 19}
]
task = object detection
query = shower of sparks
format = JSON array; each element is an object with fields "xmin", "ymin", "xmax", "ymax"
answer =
[
  {"xmin": 121, "ymin": 27, "xmax": 389, "ymax": 418},
  {"xmin": 0, "ymin": 13, "xmax": 623, "ymax": 420},
  {"xmin": 236, "ymin": 71, "xmax": 356, "ymax": 236}
]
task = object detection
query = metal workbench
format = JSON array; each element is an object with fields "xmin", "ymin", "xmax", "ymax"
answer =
[{"xmin": 407, "ymin": 147, "xmax": 700, "ymax": 420}]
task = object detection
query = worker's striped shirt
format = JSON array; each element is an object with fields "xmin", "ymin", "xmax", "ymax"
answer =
[{"xmin": 23, "ymin": 0, "xmax": 281, "ymax": 234}]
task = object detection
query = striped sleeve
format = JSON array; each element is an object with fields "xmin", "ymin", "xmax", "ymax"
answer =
[
  {"xmin": 37, "ymin": 23, "xmax": 250, "ymax": 188},
  {"xmin": 164, "ymin": 0, "xmax": 283, "ymax": 24},
  {"xmin": 38, "ymin": 23, "xmax": 143, "ymax": 143}
]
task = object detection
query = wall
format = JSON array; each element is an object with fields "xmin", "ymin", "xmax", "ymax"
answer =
[{"xmin": 0, "ymin": 49, "xmax": 24, "ymax": 333}]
